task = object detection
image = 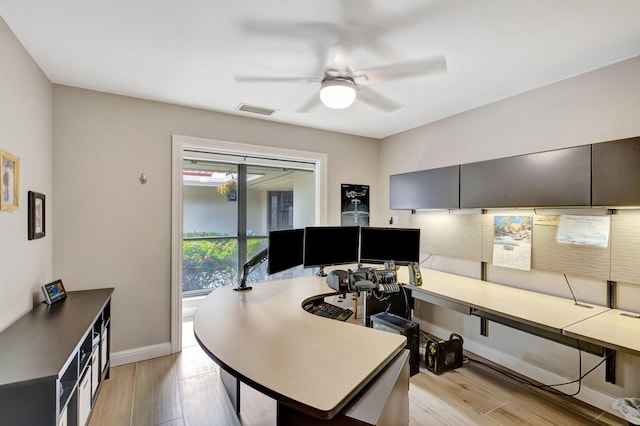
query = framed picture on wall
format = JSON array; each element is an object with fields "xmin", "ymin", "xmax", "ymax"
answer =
[
  {"xmin": 341, "ymin": 183, "xmax": 370, "ymax": 226},
  {"xmin": 1, "ymin": 151, "xmax": 20, "ymax": 211},
  {"xmin": 28, "ymin": 191, "xmax": 46, "ymax": 240}
]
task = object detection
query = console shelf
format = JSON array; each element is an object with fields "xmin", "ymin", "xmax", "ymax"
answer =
[{"xmin": 0, "ymin": 288, "xmax": 114, "ymax": 426}]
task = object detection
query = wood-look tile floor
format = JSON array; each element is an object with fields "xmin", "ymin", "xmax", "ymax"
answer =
[{"xmin": 88, "ymin": 321, "xmax": 626, "ymax": 426}]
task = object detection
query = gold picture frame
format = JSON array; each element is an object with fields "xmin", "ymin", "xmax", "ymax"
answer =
[{"xmin": 1, "ymin": 151, "xmax": 20, "ymax": 211}]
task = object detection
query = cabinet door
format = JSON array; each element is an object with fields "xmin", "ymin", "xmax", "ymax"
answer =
[
  {"xmin": 58, "ymin": 404, "xmax": 68, "ymax": 426},
  {"xmin": 101, "ymin": 329, "xmax": 108, "ymax": 372},
  {"xmin": 460, "ymin": 145, "xmax": 591, "ymax": 208},
  {"xmin": 78, "ymin": 370, "xmax": 91, "ymax": 426},
  {"xmin": 91, "ymin": 350, "xmax": 100, "ymax": 398},
  {"xmin": 592, "ymin": 137, "xmax": 640, "ymax": 206},
  {"xmin": 390, "ymin": 165, "xmax": 459, "ymax": 210}
]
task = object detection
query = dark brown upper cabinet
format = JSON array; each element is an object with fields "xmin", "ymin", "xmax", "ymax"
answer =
[
  {"xmin": 390, "ymin": 165, "xmax": 459, "ymax": 210},
  {"xmin": 592, "ymin": 136, "xmax": 640, "ymax": 207},
  {"xmin": 459, "ymin": 146, "xmax": 591, "ymax": 208}
]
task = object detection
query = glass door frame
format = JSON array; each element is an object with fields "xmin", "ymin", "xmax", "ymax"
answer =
[{"xmin": 171, "ymin": 135, "xmax": 327, "ymax": 353}]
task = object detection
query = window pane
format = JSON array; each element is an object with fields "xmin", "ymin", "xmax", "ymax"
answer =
[
  {"xmin": 182, "ymin": 236, "xmax": 238, "ymax": 296},
  {"xmin": 245, "ymin": 237, "xmax": 269, "ymax": 285},
  {"xmin": 183, "ymin": 161, "xmax": 238, "ymax": 235},
  {"xmin": 182, "ymin": 157, "xmax": 316, "ymax": 295},
  {"xmin": 246, "ymin": 165, "xmax": 315, "ymax": 233},
  {"xmin": 246, "ymin": 165, "xmax": 315, "ymax": 282},
  {"xmin": 183, "ymin": 161, "xmax": 238, "ymax": 294}
]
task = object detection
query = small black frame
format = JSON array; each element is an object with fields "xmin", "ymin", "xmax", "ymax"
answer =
[{"xmin": 28, "ymin": 191, "xmax": 45, "ymax": 240}]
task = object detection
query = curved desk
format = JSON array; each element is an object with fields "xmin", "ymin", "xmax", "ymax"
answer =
[{"xmin": 194, "ymin": 277, "xmax": 408, "ymax": 424}]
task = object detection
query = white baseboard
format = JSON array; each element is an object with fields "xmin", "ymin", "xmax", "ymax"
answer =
[
  {"xmin": 110, "ymin": 343, "xmax": 173, "ymax": 367},
  {"xmin": 421, "ymin": 323, "xmax": 623, "ymax": 421}
]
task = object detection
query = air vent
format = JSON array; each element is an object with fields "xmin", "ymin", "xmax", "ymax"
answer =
[{"xmin": 237, "ymin": 104, "xmax": 276, "ymax": 116}]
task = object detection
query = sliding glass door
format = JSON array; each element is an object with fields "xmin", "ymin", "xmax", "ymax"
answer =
[{"xmin": 182, "ymin": 152, "xmax": 315, "ymax": 296}]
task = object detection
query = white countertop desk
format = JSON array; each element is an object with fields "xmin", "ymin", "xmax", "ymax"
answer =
[
  {"xmin": 408, "ymin": 268, "xmax": 640, "ymax": 382},
  {"xmin": 409, "ymin": 268, "xmax": 609, "ymax": 334},
  {"xmin": 563, "ymin": 309, "xmax": 640, "ymax": 356},
  {"xmin": 193, "ymin": 277, "xmax": 408, "ymax": 422}
]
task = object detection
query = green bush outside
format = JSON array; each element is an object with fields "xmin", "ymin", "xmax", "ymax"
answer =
[{"xmin": 183, "ymin": 232, "xmax": 266, "ymax": 293}]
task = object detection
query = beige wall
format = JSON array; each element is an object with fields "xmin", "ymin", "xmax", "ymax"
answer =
[
  {"xmin": 378, "ymin": 55, "xmax": 640, "ymax": 224},
  {"xmin": 0, "ymin": 17, "xmax": 52, "ymax": 332},
  {"xmin": 52, "ymin": 85, "xmax": 380, "ymax": 353},
  {"xmin": 380, "ymin": 55, "xmax": 640, "ymax": 412}
]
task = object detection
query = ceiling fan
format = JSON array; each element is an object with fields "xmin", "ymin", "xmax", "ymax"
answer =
[{"xmin": 234, "ymin": 43, "xmax": 447, "ymax": 112}]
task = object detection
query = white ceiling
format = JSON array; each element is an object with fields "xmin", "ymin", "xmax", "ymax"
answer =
[{"xmin": 2, "ymin": 0, "xmax": 640, "ymax": 139}]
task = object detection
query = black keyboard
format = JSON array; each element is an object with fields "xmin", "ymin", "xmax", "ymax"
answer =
[{"xmin": 307, "ymin": 302, "xmax": 353, "ymax": 322}]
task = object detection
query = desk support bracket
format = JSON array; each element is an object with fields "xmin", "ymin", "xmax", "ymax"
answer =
[
  {"xmin": 605, "ymin": 279, "xmax": 617, "ymax": 383},
  {"xmin": 607, "ymin": 280, "xmax": 616, "ymax": 309},
  {"xmin": 472, "ymin": 310, "xmax": 605, "ymax": 357},
  {"xmin": 480, "ymin": 317, "xmax": 489, "ymax": 337},
  {"xmin": 479, "ymin": 262, "xmax": 489, "ymax": 337},
  {"xmin": 605, "ymin": 348, "xmax": 616, "ymax": 384}
]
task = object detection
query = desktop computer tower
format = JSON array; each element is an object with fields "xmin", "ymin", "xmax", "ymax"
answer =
[
  {"xmin": 370, "ymin": 312, "xmax": 420, "ymax": 376},
  {"xmin": 364, "ymin": 285, "xmax": 412, "ymax": 327}
]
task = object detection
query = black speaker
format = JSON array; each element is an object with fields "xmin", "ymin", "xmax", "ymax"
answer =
[{"xmin": 408, "ymin": 262, "xmax": 422, "ymax": 286}]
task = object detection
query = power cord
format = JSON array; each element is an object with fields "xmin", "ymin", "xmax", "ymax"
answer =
[
  {"xmin": 466, "ymin": 340, "xmax": 614, "ymax": 397},
  {"xmin": 419, "ymin": 253, "xmax": 434, "ymax": 268}
]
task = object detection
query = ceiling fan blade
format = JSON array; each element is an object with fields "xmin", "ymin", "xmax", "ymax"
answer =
[
  {"xmin": 296, "ymin": 93, "xmax": 321, "ymax": 113},
  {"xmin": 355, "ymin": 54, "xmax": 447, "ymax": 85},
  {"xmin": 241, "ymin": 20, "xmax": 338, "ymax": 39},
  {"xmin": 357, "ymin": 86, "xmax": 402, "ymax": 112},
  {"xmin": 235, "ymin": 75, "xmax": 322, "ymax": 84}
]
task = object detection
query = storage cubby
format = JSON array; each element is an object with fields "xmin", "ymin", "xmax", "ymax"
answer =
[
  {"xmin": 103, "ymin": 300, "xmax": 111, "ymax": 325},
  {"xmin": 59, "ymin": 355, "xmax": 79, "ymax": 410},
  {"xmin": 79, "ymin": 332, "xmax": 93, "ymax": 373},
  {"xmin": 0, "ymin": 288, "xmax": 114, "ymax": 426}
]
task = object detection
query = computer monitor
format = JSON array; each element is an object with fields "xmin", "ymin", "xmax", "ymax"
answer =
[
  {"xmin": 303, "ymin": 226, "xmax": 360, "ymax": 269},
  {"xmin": 267, "ymin": 228, "xmax": 305, "ymax": 275},
  {"xmin": 359, "ymin": 227, "xmax": 420, "ymax": 266}
]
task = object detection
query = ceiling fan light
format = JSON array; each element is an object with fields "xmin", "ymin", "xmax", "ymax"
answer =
[{"xmin": 320, "ymin": 78, "xmax": 356, "ymax": 109}]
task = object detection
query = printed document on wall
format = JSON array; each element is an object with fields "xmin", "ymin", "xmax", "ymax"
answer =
[
  {"xmin": 556, "ymin": 215, "xmax": 610, "ymax": 247},
  {"xmin": 493, "ymin": 216, "xmax": 532, "ymax": 271}
]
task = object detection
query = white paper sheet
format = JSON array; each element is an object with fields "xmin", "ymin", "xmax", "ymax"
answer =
[{"xmin": 556, "ymin": 215, "xmax": 610, "ymax": 247}]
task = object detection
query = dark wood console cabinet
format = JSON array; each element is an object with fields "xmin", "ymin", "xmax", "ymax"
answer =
[{"xmin": 0, "ymin": 288, "xmax": 113, "ymax": 426}]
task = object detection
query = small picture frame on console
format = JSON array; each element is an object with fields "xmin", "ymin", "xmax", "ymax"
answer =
[{"xmin": 28, "ymin": 191, "xmax": 46, "ymax": 240}]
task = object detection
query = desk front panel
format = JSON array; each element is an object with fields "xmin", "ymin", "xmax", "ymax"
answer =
[{"xmin": 193, "ymin": 277, "xmax": 406, "ymax": 418}]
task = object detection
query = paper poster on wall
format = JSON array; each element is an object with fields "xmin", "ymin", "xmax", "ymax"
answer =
[
  {"xmin": 341, "ymin": 184, "xmax": 369, "ymax": 226},
  {"xmin": 555, "ymin": 215, "xmax": 610, "ymax": 247},
  {"xmin": 492, "ymin": 216, "xmax": 532, "ymax": 271}
]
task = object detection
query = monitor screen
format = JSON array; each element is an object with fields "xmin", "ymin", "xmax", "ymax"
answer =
[
  {"xmin": 359, "ymin": 227, "xmax": 420, "ymax": 266},
  {"xmin": 267, "ymin": 228, "xmax": 305, "ymax": 275},
  {"xmin": 303, "ymin": 226, "xmax": 360, "ymax": 268}
]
